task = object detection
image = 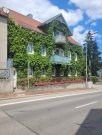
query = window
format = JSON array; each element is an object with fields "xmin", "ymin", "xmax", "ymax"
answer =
[
  {"xmin": 59, "ymin": 49, "xmax": 64, "ymax": 56},
  {"xmin": 60, "ymin": 69, "xmax": 64, "ymax": 76},
  {"xmin": 55, "ymin": 30, "xmax": 64, "ymax": 36},
  {"xmin": 68, "ymin": 51, "xmax": 71, "ymax": 61},
  {"xmin": 55, "ymin": 48, "xmax": 64, "ymax": 56},
  {"xmin": 52, "ymin": 49, "xmax": 55, "ymax": 55},
  {"xmin": 74, "ymin": 53, "xmax": 77, "ymax": 61},
  {"xmin": 27, "ymin": 43, "xmax": 34, "ymax": 54},
  {"xmin": 55, "ymin": 48, "xmax": 59, "ymax": 55},
  {"xmin": 68, "ymin": 67, "xmax": 71, "ymax": 76},
  {"xmin": 41, "ymin": 46, "xmax": 46, "ymax": 56},
  {"xmin": 75, "ymin": 70, "xmax": 77, "ymax": 76},
  {"xmin": 41, "ymin": 68, "xmax": 46, "ymax": 76}
]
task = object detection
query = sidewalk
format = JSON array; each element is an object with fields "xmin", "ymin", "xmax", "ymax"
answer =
[{"xmin": 0, "ymin": 84, "xmax": 101, "ymax": 100}]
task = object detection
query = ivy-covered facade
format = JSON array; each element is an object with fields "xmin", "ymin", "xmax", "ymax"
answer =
[{"xmin": 0, "ymin": 8, "xmax": 85, "ymax": 79}]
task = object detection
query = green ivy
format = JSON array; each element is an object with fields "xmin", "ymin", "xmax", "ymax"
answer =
[{"xmin": 8, "ymin": 18, "xmax": 85, "ymax": 79}]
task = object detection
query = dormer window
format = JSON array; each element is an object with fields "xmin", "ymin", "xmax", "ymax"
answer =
[
  {"xmin": 27, "ymin": 42, "xmax": 34, "ymax": 54},
  {"xmin": 54, "ymin": 30, "xmax": 66, "ymax": 44},
  {"xmin": 55, "ymin": 30, "xmax": 64, "ymax": 37}
]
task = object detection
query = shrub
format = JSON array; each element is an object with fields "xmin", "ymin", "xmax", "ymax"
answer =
[
  {"xmin": 17, "ymin": 78, "xmax": 28, "ymax": 87},
  {"xmin": 39, "ymin": 76, "xmax": 52, "ymax": 82},
  {"xmin": 92, "ymin": 76, "xmax": 98, "ymax": 84}
]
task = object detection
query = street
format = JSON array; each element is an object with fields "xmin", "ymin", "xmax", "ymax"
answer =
[{"xmin": 0, "ymin": 89, "xmax": 102, "ymax": 135}]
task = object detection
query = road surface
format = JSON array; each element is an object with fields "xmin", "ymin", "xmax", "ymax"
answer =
[{"xmin": 0, "ymin": 90, "xmax": 102, "ymax": 135}]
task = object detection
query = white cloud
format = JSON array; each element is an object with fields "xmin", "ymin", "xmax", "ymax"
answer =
[
  {"xmin": 0, "ymin": 0, "xmax": 83, "ymax": 26},
  {"xmin": 61, "ymin": 9, "xmax": 83, "ymax": 26},
  {"xmin": 72, "ymin": 26, "xmax": 101, "ymax": 45},
  {"xmin": 91, "ymin": 22, "xmax": 97, "ymax": 26},
  {"xmin": 72, "ymin": 25, "xmax": 86, "ymax": 44},
  {"xmin": 70, "ymin": 0, "xmax": 102, "ymax": 20},
  {"xmin": 85, "ymin": 19, "xmax": 92, "ymax": 25}
]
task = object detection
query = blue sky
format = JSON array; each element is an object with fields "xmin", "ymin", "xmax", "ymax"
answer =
[
  {"xmin": 49, "ymin": 0, "xmax": 102, "ymax": 53},
  {"xmin": 0, "ymin": 0, "xmax": 102, "ymax": 55}
]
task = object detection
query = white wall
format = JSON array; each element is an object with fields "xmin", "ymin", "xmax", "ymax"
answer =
[{"xmin": 0, "ymin": 16, "xmax": 7, "ymax": 69}]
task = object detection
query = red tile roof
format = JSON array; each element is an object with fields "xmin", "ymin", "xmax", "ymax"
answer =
[
  {"xmin": 0, "ymin": 7, "xmax": 44, "ymax": 34},
  {"xmin": 68, "ymin": 36, "xmax": 80, "ymax": 46},
  {"xmin": 0, "ymin": 7, "xmax": 81, "ymax": 45},
  {"xmin": 9, "ymin": 9, "xmax": 44, "ymax": 34}
]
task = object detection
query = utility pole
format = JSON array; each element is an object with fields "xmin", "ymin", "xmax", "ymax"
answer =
[
  {"xmin": 86, "ymin": 43, "xmax": 88, "ymax": 88},
  {"xmin": 27, "ymin": 61, "xmax": 30, "ymax": 89},
  {"xmin": 84, "ymin": 30, "xmax": 97, "ymax": 88}
]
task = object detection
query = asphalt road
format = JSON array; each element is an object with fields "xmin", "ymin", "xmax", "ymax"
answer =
[{"xmin": 0, "ymin": 90, "xmax": 102, "ymax": 135}]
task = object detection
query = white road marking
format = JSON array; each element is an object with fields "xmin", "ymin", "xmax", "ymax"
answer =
[
  {"xmin": 0, "ymin": 90, "xmax": 101, "ymax": 107},
  {"xmin": 75, "ymin": 101, "xmax": 97, "ymax": 109}
]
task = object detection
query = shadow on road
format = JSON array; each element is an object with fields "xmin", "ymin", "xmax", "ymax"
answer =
[{"xmin": 75, "ymin": 109, "xmax": 102, "ymax": 135}]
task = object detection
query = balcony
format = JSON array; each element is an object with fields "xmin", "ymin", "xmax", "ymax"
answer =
[
  {"xmin": 55, "ymin": 35, "xmax": 66, "ymax": 44},
  {"xmin": 50, "ymin": 55, "xmax": 70, "ymax": 64}
]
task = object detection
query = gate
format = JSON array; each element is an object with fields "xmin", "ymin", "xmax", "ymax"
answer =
[{"xmin": 0, "ymin": 68, "xmax": 17, "ymax": 93}]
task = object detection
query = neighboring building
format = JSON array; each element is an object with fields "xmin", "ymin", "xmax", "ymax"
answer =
[
  {"xmin": 0, "ymin": 7, "xmax": 84, "ymax": 78},
  {"xmin": 0, "ymin": 8, "xmax": 8, "ymax": 69}
]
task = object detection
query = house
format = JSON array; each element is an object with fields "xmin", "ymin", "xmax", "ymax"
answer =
[{"xmin": 0, "ymin": 7, "xmax": 84, "ymax": 79}]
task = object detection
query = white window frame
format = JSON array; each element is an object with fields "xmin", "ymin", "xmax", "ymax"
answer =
[
  {"xmin": 55, "ymin": 30, "xmax": 64, "ymax": 36},
  {"xmin": 68, "ymin": 68, "xmax": 71, "ymax": 76},
  {"xmin": 52, "ymin": 49, "xmax": 55, "ymax": 55},
  {"xmin": 27, "ymin": 42, "xmax": 34, "ymax": 54},
  {"xmin": 75, "ymin": 53, "xmax": 77, "ymax": 61},
  {"xmin": 59, "ymin": 48, "xmax": 64, "ymax": 56},
  {"xmin": 68, "ymin": 51, "xmax": 71, "ymax": 61},
  {"xmin": 55, "ymin": 48, "xmax": 64, "ymax": 56},
  {"xmin": 75, "ymin": 69, "xmax": 77, "ymax": 76},
  {"xmin": 41, "ymin": 46, "xmax": 46, "ymax": 56},
  {"xmin": 41, "ymin": 68, "xmax": 46, "ymax": 76}
]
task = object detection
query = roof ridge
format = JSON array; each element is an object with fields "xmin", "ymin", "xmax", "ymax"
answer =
[{"xmin": 9, "ymin": 9, "xmax": 42, "ymax": 24}]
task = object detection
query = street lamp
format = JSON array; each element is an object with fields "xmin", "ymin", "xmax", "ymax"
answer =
[{"xmin": 85, "ymin": 30, "xmax": 97, "ymax": 88}]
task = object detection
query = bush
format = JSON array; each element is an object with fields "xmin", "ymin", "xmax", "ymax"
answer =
[
  {"xmin": 39, "ymin": 76, "xmax": 52, "ymax": 82},
  {"xmin": 17, "ymin": 76, "xmax": 85, "ymax": 88},
  {"xmin": 17, "ymin": 76, "xmax": 52, "ymax": 87},
  {"xmin": 17, "ymin": 78, "xmax": 28, "ymax": 87},
  {"xmin": 92, "ymin": 76, "xmax": 98, "ymax": 84}
]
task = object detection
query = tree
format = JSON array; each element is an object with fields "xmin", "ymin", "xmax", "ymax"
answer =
[{"xmin": 83, "ymin": 31, "xmax": 101, "ymax": 76}]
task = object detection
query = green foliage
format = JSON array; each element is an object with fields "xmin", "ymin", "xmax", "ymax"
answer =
[
  {"xmin": 17, "ymin": 76, "xmax": 53, "ymax": 87},
  {"xmin": 92, "ymin": 76, "xmax": 98, "ymax": 84},
  {"xmin": 83, "ymin": 31, "xmax": 101, "ymax": 76},
  {"xmin": 8, "ymin": 18, "xmax": 85, "ymax": 79}
]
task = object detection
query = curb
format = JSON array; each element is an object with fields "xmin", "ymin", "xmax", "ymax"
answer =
[{"xmin": 0, "ymin": 88, "xmax": 96, "ymax": 101}]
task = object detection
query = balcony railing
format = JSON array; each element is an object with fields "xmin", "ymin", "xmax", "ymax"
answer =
[
  {"xmin": 50, "ymin": 55, "xmax": 70, "ymax": 64},
  {"xmin": 55, "ymin": 35, "xmax": 66, "ymax": 44}
]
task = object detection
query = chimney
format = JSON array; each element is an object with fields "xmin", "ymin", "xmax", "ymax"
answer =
[{"xmin": 27, "ymin": 14, "xmax": 33, "ymax": 19}]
